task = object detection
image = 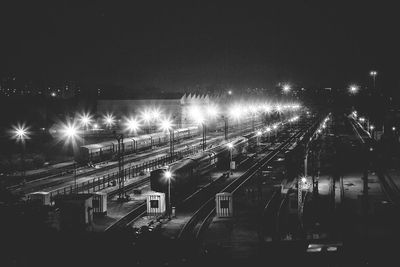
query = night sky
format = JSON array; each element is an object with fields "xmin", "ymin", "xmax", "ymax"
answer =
[{"xmin": 1, "ymin": 1, "xmax": 399, "ymax": 92}]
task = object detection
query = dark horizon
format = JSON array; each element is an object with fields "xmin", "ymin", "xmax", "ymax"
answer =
[{"xmin": 1, "ymin": 1, "xmax": 400, "ymax": 93}]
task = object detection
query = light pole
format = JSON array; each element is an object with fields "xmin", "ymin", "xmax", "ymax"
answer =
[
  {"xmin": 222, "ymin": 115, "xmax": 228, "ymax": 140},
  {"xmin": 61, "ymin": 122, "xmax": 79, "ymax": 193},
  {"xmin": 103, "ymin": 113, "xmax": 115, "ymax": 131},
  {"xmin": 11, "ymin": 124, "xmax": 30, "ymax": 182},
  {"xmin": 160, "ymin": 118, "xmax": 174, "ymax": 156},
  {"xmin": 227, "ymin": 143, "xmax": 233, "ymax": 174},
  {"xmin": 369, "ymin": 125, "xmax": 375, "ymax": 138},
  {"xmin": 256, "ymin": 130, "xmax": 262, "ymax": 146},
  {"xmin": 78, "ymin": 113, "xmax": 92, "ymax": 145},
  {"xmin": 370, "ymin": 70, "xmax": 377, "ymax": 90},
  {"xmin": 165, "ymin": 170, "xmax": 172, "ymax": 219}
]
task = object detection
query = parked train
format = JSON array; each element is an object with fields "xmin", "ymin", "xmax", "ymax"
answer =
[
  {"xmin": 150, "ymin": 136, "xmax": 249, "ymax": 204},
  {"xmin": 77, "ymin": 126, "xmax": 199, "ymax": 163}
]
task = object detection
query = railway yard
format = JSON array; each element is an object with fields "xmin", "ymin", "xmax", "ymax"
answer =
[{"xmin": 2, "ymin": 111, "xmax": 400, "ymax": 267}]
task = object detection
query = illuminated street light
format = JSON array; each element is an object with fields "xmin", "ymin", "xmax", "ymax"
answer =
[
  {"xmin": 10, "ymin": 123, "xmax": 30, "ymax": 180},
  {"xmin": 103, "ymin": 114, "xmax": 115, "ymax": 129},
  {"xmin": 60, "ymin": 121, "xmax": 80, "ymax": 193},
  {"xmin": 78, "ymin": 113, "xmax": 93, "ymax": 129},
  {"xmin": 125, "ymin": 117, "xmax": 140, "ymax": 133},
  {"xmin": 392, "ymin": 126, "xmax": 396, "ymax": 131},
  {"xmin": 348, "ymin": 84, "xmax": 359, "ymax": 95},
  {"xmin": 370, "ymin": 70, "xmax": 378, "ymax": 89},
  {"xmin": 140, "ymin": 109, "xmax": 152, "ymax": 134},
  {"xmin": 301, "ymin": 177, "xmax": 307, "ymax": 184},
  {"xmin": 282, "ymin": 84, "xmax": 291, "ymax": 93},
  {"xmin": 11, "ymin": 124, "xmax": 30, "ymax": 142},
  {"xmin": 228, "ymin": 90, "xmax": 233, "ymax": 95},
  {"xmin": 165, "ymin": 170, "xmax": 172, "ymax": 219}
]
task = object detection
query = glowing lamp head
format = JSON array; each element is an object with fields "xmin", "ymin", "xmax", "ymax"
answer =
[
  {"xmin": 125, "ymin": 117, "xmax": 140, "ymax": 132},
  {"xmin": 103, "ymin": 114, "xmax": 115, "ymax": 127},
  {"xmin": 160, "ymin": 118, "xmax": 173, "ymax": 132},
  {"xmin": 140, "ymin": 110, "xmax": 152, "ymax": 123},
  {"xmin": 165, "ymin": 170, "xmax": 172, "ymax": 180},
  {"xmin": 227, "ymin": 143, "xmax": 233, "ymax": 149},
  {"xmin": 282, "ymin": 84, "xmax": 291, "ymax": 93},
  {"xmin": 228, "ymin": 90, "xmax": 232, "ymax": 95},
  {"xmin": 266, "ymin": 127, "xmax": 272, "ymax": 132},
  {"xmin": 11, "ymin": 124, "xmax": 30, "ymax": 142},
  {"xmin": 301, "ymin": 177, "xmax": 307, "ymax": 183},
  {"xmin": 257, "ymin": 130, "xmax": 262, "ymax": 136},
  {"xmin": 349, "ymin": 85, "xmax": 359, "ymax": 94},
  {"xmin": 370, "ymin": 125, "xmax": 375, "ymax": 130},
  {"xmin": 370, "ymin": 70, "xmax": 377, "ymax": 77},
  {"xmin": 392, "ymin": 126, "xmax": 396, "ymax": 131},
  {"xmin": 79, "ymin": 113, "xmax": 93, "ymax": 128},
  {"xmin": 359, "ymin": 117, "xmax": 365, "ymax": 122},
  {"xmin": 273, "ymin": 124, "xmax": 278, "ymax": 130}
]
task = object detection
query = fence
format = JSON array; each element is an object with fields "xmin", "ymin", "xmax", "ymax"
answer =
[{"xmin": 49, "ymin": 146, "xmax": 201, "ymax": 200}]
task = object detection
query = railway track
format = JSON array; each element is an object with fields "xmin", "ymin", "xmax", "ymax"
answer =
[
  {"xmin": 348, "ymin": 116, "xmax": 400, "ymax": 205},
  {"xmin": 10, "ymin": 122, "xmax": 265, "ymax": 195},
  {"xmin": 177, "ymin": 123, "xmax": 313, "ymax": 242}
]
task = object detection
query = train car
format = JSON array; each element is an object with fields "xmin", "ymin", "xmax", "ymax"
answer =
[
  {"xmin": 150, "ymin": 150, "xmax": 218, "ymax": 203},
  {"xmin": 132, "ymin": 135, "xmax": 153, "ymax": 151},
  {"xmin": 150, "ymin": 132, "xmax": 169, "ymax": 147},
  {"xmin": 111, "ymin": 137, "xmax": 135, "ymax": 154},
  {"xmin": 187, "ymin": 126, "xmax": 199, "ymax": 137},
  {"xmin": 78, "ymin": 141, "xmax": 114, "ymax": 163}
]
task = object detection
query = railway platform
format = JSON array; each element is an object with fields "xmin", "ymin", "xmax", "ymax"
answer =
[{"xmin": 155, "ymin": 170, "xmax": 246, "ymax": 240}]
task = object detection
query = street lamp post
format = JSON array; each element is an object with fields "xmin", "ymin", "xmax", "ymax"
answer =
[
  {"xmin": 370, "ymin": 70, "xmax": 377, "ymax": 90},
  {"xmin": 11, "ymin": 124, "xmax": 30, "ymax": 183},
  {"xmin": 165, "ymin": 170, "xmax": 172, "ymax": 219},
  {"xmin": 227, "ymin": 143, "xmax": 233, "ymax": 174},
  {"xmin": 61, "ymin": 122, "xmax": 79, "ymax": 193}
]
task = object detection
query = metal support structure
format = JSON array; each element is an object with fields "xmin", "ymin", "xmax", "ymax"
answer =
[
  {"xmin": 168, "ymin": 176, "xmax": 171, "ymax": 219},
  {"xmin": 114, "ymin": 132, "xmax": 126, "ymax": 201},
  {"xmin": 229, "ymin": 148, "xmax": 233, "ymax": 174},
  {"xmin": 298, "ymin": 177, "xmax": 302, "ymax": 218},
  {"xmin": 202, "ymin": 123, "xmax": 206, "ymax": 150},
  {"xmin": 223, "ymin": 116, "xmax": 228, "ymax": 140},
  {"xmin": 169, "ymin": 129, "xmax": 174, "ymax": 156},
  {"xmin": 73, "ymin": 161, "xmax": 77, "ymax": 193}
]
